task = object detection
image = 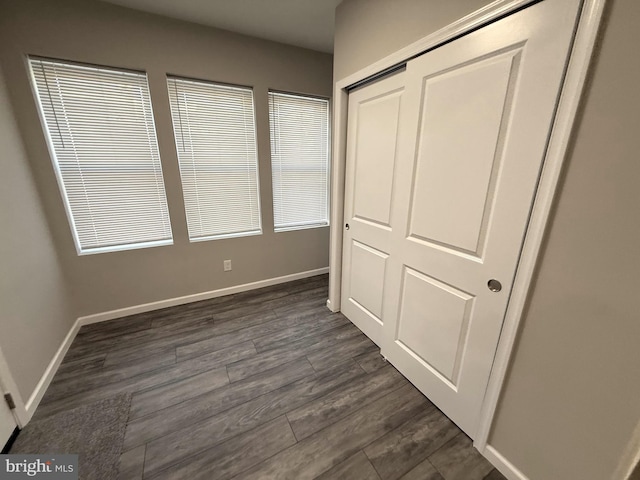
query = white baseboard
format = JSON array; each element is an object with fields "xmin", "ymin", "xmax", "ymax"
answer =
[
  {"xmin": 24, "ymin": 267, "xmax": 329, "ymax": 421},
  {"xmin": 483, "ymin": 445, "xmax": 529, "ymax": 480},
  {"xmin": 326, "ymin": 298, "xmax": 338, "ymax": 312},
  {"xmin": 78, "ymin": 267, "xmax": 329, "ymax": 326},
  {"xmin": 24, "ymin": 318, "xmax": 81, "ymax": 420}
]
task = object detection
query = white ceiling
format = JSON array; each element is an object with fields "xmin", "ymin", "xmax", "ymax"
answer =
[{"xmin": 99, "ymin": 0, "xmax": 342, "ymax": 53}]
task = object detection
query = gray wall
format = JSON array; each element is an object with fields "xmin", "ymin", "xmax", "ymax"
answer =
[
  {"xmin": 0, "ymin": 65, "xmax": 75, "ymax": 401},
  {"xmin": 334, "ymin": 0, "xmax": 490, "ymax": 80},
  {"xmin": 334, "ymin": 0, "xmax": 640, "ymax": 478},
  {"xmin": 489, "ymin": 1, "xmax": 640, "ymax": 478},
  {"xmin": 0, "ymin": 0, "xmax": 332, "ymax": 318}
]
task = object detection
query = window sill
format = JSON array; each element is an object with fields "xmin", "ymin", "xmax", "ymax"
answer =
[
  {"xmin": 78, "ymin": 238, "xmax": 173, "ymax": 256},
  {"xmin": 274, "ymin": 223, "xmax": 329, "ymax": 233}
]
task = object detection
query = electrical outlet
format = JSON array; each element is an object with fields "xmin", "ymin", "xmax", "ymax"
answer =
[{"xmin": 223, "ymin": 259, "xmax": 232, "ymax": 272}]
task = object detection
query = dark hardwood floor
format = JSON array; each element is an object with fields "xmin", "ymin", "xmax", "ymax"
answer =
[{"xmin": 36, "ymin": 274, "xmax": 505, "ymax": 480}]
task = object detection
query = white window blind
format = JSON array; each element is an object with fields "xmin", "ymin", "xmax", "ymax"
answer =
[
  {"xmin": 167, "ymin": 76, "xmax": 261, "ymax": 241},
  {"xmin": 268, "ymin": 91, "xmax": 330, "ymax": 231},
  {"xmin": 29, "ymin": 57, "xmax": 172, "ymax": 254}
]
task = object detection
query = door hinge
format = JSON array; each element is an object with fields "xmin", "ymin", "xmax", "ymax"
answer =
[{"xmin": 4, "ymin": 393, "xmax": 16, "ymax": 410}]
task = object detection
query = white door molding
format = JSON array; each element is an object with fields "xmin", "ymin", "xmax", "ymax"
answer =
[
  {"xmin": 328, "ymin": 0, "xmax": 607, "ymax": 469},
  {"xmin": 0, "ymin": 345, "xmax": 28, "ymax": 428},
  {"xmin": 613, "ymin": 419, "xmax": 640, "ymax": 480}
]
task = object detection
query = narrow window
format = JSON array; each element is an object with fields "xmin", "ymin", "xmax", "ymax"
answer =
[
  {"xmin": 268, "ymin": 91, "xmax": 330, "ymax": 231},
  {"xmin": 29, "ymin": 57, "xmax": 172, "ymax": 254}
]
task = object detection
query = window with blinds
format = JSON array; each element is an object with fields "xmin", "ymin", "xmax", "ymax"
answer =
[
  {"xmin": 268, "ymin": 91, "xmax": 330, "ymax": 231},
  {"xmin": 167, "ymin": 76, "xmax": 261, "ymax": 241},
  {"xmin": 28, "ymin": 57, "xmax": 172, "ymax": 254}
]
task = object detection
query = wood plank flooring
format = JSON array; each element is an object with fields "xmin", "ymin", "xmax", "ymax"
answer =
[{"xmin": 35, "ymin": 274, "xmax": 505, "ymax": 480}]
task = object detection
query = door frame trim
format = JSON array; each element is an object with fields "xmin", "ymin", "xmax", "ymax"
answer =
[
  {"xmin": 0, "ymin": 345, "xmax": 28, "ymax": 428},
  {"xmin": 328, "ymin": 0, "xmax": 606, "ymax": 462}
]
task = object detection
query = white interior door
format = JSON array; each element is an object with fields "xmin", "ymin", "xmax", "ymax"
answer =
[
  {"xmin": 380, "ymin": 0, "xmax": 581, "ymax": 437},
  {"xmin": 341, "ymin": 72, "xmax": 405, "ymax": 346},
  {"xmin": 340, "ymin": 0, "xmax": 581, "ymax": 438}
]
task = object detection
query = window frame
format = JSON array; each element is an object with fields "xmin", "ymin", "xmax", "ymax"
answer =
[
  {"xmin": 268, "ymin": 90, "xmax": 331, "ymax": 233},
  {"xmin": 167, "ymin": 74, "xmax": 263, "ymax": 242},
  {"xmin": 27, "ymin": 56, "xmax": 173, "ymax": 255}
]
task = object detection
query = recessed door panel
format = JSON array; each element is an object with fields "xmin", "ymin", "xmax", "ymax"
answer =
[
  {"xmin": 409, "ymin": 51, "xmax": 520, "ymax": 257},
  {"xmin": 349, "ymin": 241, "xmax": 387, "ymax": 320},
  {"xmin": 353, "ymin": 91, "xmax": 402, "ymax": 226},
  {"xmin": 396, "ymin": 267, "xmax": 473, "ymax": 385}
]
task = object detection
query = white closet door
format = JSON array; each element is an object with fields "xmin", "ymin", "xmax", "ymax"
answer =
[
  {"xmin": 341, "ymin": 72, "xmax": 405, "ymax": 346},
  {"xmin": 340, "ymin": 0, "xmax": 581, "ymax": 438},
  {"xmin": 380, "ymin": 0, "xmax": 581, "ymax": 437}
]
